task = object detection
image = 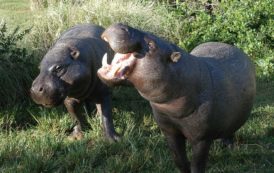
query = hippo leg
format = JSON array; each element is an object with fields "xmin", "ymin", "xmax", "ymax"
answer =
[
  {"xmin": 83, "ymin": 101, "xmax": 96, "ymax": 116},
  {"xmin": 96, "ymin": 95, "xmax": 120, "ymax": 142},
  {"xmin": 163, "ymin": 131, "xmax": 191, "ymax": 173},
  {"xmin": 153, "ymin": 109, "xmax": 190, "ymax": 173},
  {"xmin": 190, "ymin": 140, "xmax": 212, "ymax": 173},
  {"xmin": 64, "ymin": 97, "xmax": 90, "ymax": 140}
]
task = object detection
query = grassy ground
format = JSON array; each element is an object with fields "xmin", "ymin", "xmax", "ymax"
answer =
[
  {"xmin": 0, "ymin": 1, "xmax": 273, "ymax": 173},
  {"xmin": 0, "ymin": 0, "xmax": 31, "ymax": 27},
  {"xmin": 0, "ymin": 82, "xmax": 273, "ymax": 173}
]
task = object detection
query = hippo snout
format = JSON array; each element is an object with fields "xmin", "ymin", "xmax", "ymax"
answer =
[
  {"xmin": 101, "ymin": 23, "xmax": 144, "ymax": 54},
  {"xmin": 31, "ymin": 80, "xmax": 44, "ymax": 96},
  {"xmin": 30, "ymin": 75, "xmax": 67, "ymax": 107},
  {"xmin": 30, "ymin": 79, "xmax": 46, "ymax": 103}
]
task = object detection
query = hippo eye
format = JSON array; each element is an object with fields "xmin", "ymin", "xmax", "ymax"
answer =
[
  {"xmin": 54, "ymin": 65, "xmax": 67, "ymax": 77},
  {"xmin": 49, "ymin": 65, "xmax": 62, "ymax": 73},
  {"xmin": 49, "ymin": 64, "xmax": 68, "ymax": 77},
  {"xmin": 55, "ymin": 65, "xmax": 62, "ymax": 71}
]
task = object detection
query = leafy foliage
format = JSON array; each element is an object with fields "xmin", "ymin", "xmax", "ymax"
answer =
[
  {"xmin": 0, "ymin": 22, "xmax": 37, "ymax": 107},
  {"xmin": 28, "ymin": 0, "xmax": 274, "ymax": 78},
  {"xmin": 158, "ymin": 0, "xmax": 274, "ymax": 78}
]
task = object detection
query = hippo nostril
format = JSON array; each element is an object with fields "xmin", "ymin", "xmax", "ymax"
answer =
[{"xmin": 39, "ymin": 87, "xmax": 43, "ymax": 92}]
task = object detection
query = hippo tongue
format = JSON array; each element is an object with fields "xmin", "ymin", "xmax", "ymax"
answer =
[{"xmin": 101, "ymin": 52, "xmax": 136, "ymax": 79}]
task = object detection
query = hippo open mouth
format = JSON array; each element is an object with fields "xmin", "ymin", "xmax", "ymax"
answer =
[
  {"xmin": 97, "ymin": 23, "xmax": 148, "ymax": 85},
  {"xmin": 98, "ymin": 52, "xmax": 137, "ymax": 82}
]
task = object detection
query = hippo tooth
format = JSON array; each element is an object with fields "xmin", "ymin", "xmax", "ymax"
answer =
[
  {"xmin": 113, "ymin": 53, "xmax": 131, "ymax": 65},
  {"xmin": 102, "ymin": 53, "xmax": 110, "ymax": 67},
  {"xmin": 103, "ymin": 36, "xmax": 108, "ymax": 42}
]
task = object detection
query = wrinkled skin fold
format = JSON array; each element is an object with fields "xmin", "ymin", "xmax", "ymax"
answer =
[
  {"xmin": 30, "ymin": 24, "xmax": 120, "ymax": 142},
  {"xmin": 97, "ymin": 23, "xmax": 256, "ymax": 173}
]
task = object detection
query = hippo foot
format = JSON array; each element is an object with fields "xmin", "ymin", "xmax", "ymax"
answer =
[
  {"xmin": 105, "ymin": 131, "xmax": 121, "ymax": 142},
  {"xmin": 68, "ymin": 126, "xmax": 84, "ymax": 141}
]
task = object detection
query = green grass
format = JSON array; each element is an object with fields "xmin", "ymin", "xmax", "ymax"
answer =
[
  {"xmin": 0, "ymin": 0, "xmax": 31, "ymax": 27},
  {"xmin": 0, "ymin": 82, "xmax": 273, "ymax": 173},
  {"xmin": 0, "ymin": 0, "xmax": 273, "ymax": 172}
]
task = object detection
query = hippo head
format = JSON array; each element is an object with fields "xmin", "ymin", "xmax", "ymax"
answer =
[
  {"xmin": 97, "ymin": 23, "xmax": 181, "ymax": 88},
  {"xmin": 30, "ymin": 41, "xmax": 92, "ymax": 107}
]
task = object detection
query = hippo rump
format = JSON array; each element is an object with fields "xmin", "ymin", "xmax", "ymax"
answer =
[
  {"xmin": 97, "ymin": 23, "xmax": 256, "ymax": 172},
  {"xmin": 30, "ymin": 24, "xmax": 120, "ymax": 141}
]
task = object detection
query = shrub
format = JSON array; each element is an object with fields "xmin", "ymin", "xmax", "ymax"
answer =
[
  {"xmin": 0, "ymin": 22, "xmax": 37, "ymax": 107},
  {"xmin": 170, "ymin": 0, "xmax": 274, "ymax": 78},
  {"xmin": 28, "ymin": 0, "xmax": 273, "ymax": 78}
]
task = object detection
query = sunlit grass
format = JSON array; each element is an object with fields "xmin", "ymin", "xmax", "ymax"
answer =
[
  {"xmin": 0, "ymin": 83, "xmax": 273, "ymax": 172},
  {"xmin": 0, "ymin": 0, "xmax": 31, "ymax": 27}
]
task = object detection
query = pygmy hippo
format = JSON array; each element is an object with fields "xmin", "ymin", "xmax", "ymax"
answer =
[
  {"xmin": 97, "ymin": 23, "xmax": 256, "ymax": 172},
  {"xmin": 30, "ymin": 24, "xmax": 120, "ymax": 141}
]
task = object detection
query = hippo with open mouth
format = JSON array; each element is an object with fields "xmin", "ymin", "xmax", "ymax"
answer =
[
  {"xmin": 97, "ymin": 23, "xmax": 256, "ymax": 172},
  {"xmin": 30, "ymin": 24, "xmax": 120, "ymax": 141}
]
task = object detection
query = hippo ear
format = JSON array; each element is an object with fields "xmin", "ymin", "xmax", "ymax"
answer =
[
  {"xmin": 144, "ymin": 36, "xmax": 157, "ymax": 51},
  {"xmin": 170, "ymin": 52, "xmax": 181, "ymax": 63},
  {"xmin": 69, "ymin": 47, "xmax": 80, "ymax": 59}
]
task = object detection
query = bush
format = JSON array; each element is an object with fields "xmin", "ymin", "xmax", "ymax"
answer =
[
  {"xmin": 28, "ymin": 0, "xmax": 273, "ymax": 78},
  {"xmin": 0, "ymin": 22, "xmax": 37, "ymax": 107},
  {"xmin": 169, "ymin": 0, "xmax": 274, "ymax": 78}
]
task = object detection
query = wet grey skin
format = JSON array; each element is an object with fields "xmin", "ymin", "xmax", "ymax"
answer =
[
  {"xmin": 30, "ymin": 24, "xmax": 120, "ymax": 142},
  {"xmin": 98, "ymin": 23, "xmax": 256, "ymax": 173}
]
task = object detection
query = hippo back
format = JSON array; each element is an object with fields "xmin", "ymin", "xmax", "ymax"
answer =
[
  {"xmin": 190, "ymin": 42, "xmax": 256, "ymax": 136},
  {"xmin": 59, "ymin": 24, "xmax": 104, "ymax": 40},
  {"xmin": 190, "ymin": 42, "xmax": 256, "ymax": 88}
]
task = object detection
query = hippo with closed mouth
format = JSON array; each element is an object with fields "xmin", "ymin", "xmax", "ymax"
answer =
[
  {"xmin": 97, "ymin": 23, "xmax": 256, "ymax": 172},
  {"xmin": 30, "ymin": 24, "xmax": 120, "ymax": 141}
]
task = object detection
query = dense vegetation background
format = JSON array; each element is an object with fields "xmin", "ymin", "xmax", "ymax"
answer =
[{"xmin": 0, "ymin": 0, "xmax": 273, "ymax": 172}]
